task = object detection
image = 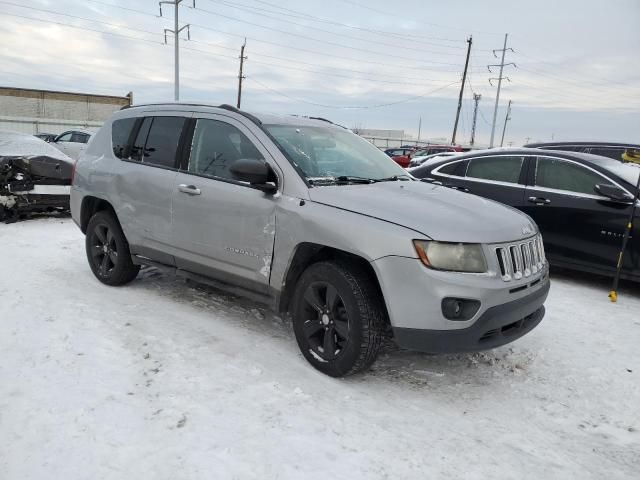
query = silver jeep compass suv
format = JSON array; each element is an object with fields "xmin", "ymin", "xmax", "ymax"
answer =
[{"xmin": 71, "ymin": 103, "xmax": 550, "ymax": 377}]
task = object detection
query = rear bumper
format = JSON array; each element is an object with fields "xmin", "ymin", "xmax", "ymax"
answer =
[{"xmin": 392, "ymin": 279, "xmax": 549, "ymax": 353}]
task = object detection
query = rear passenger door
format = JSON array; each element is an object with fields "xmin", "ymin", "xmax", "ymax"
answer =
[
  {"xmin": 111, "ymin": 114, "xmax": 188, "ymax": 263},
  {"xmin": 170, "ymin": 114, "xmax": 279, "ymax": 293},
  {"xmin": 454, "ymin": 155, "xmax": 527, "ymax": 206}
]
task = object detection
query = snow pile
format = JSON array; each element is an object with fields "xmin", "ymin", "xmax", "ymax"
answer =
[{"xmin": 0, "ymin": 219, "xmax": 638, "ymax": 480}]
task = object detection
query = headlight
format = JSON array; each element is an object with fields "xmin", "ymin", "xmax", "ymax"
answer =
[{"xmin": 413, "ymin": 240, "xmax": 487, "ymax": 273}]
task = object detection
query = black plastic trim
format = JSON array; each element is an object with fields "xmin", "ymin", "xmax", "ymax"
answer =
[{"xmin": 393, "ymin": 279, "xmax": 550, "ymax": 353}]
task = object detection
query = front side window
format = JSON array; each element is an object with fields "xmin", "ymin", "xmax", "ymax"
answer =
[
  {"xmin": 56, "ymin": 132, "xmax": 72, "ymax": 142},
  {"xmin": 188, "ymin": 119, "xmax": 263, "ymax": 180},
  {"xmin": 70, "ymin": 132, "xmax": 89, "ymax": 143},
  {"xmin": 265, "ymin": 125, "xmax": 406, "ymax": 181},
  {"xmin": 466, "ymin": 156, "xmax": 524, "ymax": 184},
  {"xmin": 536, "ymin": 157, "xmax": 612, "ymax": 195}
]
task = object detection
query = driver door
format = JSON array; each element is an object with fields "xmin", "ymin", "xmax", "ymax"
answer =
[{"xmin": 170, "ymin": 115, "xmax": 279, "ymax": 293}]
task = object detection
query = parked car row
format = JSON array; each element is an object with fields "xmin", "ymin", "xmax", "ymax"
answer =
[{"xmin": 384, "ymin": 144, "xmax": 463, "ymax": 168}]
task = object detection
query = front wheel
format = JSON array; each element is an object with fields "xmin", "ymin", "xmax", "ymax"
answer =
[
  {"xmin": 291, "ymin": 260, "xmax": 386, "ymax": 377},
  {"xmin": 85, "ymin": 210, "xmax": 140, "ymax": 286}
]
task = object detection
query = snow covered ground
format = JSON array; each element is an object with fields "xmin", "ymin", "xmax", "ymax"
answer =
[{"xmin": 1, "ymin": 218, "xmax": 638, "ymax": 480}]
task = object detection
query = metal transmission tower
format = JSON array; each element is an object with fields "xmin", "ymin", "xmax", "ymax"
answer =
[
  {"xmin": 451, "ymin": 36, "xmax": 472, "ymax": 145},
  {"xmin": 488, "ymin": 34, "xmax": 516, "ymax": 148},
  {"xmin": 470, "ymin": 93, "xmax": 481, "ymax": 146},
  {"xmin": 500, "ymin": 100, "xmax": 512, "ymax": 147},
  {"xmin": 160, "ymin": 0, "xmax": 194, "ymax": 101},
  {"xmin": 237, "ymin": 39, "xmax": 247, "ymax": 109}
]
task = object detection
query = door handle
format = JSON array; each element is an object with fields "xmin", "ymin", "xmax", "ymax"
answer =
[
  {"xmin": 178, "ymin": 184, "xmax": 201, "ymax": 195},
  {"xmin": 528, "ymin": 196, "xmax": 550, "ymax": 205}
]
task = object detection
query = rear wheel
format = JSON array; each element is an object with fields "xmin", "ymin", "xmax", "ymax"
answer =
[
  {"xmin": 291, "ymin": 260, "xmax": 386, "ymax": 377},
  {"xmin": 85, "ymin": 210, "xmax": 139, "ymax": 286}
]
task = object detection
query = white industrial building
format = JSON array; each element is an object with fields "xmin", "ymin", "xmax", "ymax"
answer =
[{"xmin": 0, "ymin": 86, "xmax": 132, "ymax": 135}]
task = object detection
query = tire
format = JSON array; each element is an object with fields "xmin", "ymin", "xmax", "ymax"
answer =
[
  {"xmin": 291, "ymin": 260, "xmax": 386, "ymax": 377},
  {"xmin": 85, "ymin": 210, "xmax": 140, "ymax": 286}
]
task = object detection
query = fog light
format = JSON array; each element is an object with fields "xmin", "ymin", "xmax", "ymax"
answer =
[{"xmin": 441, "ymin": 298, "xmax": 481, "ymax": 321}]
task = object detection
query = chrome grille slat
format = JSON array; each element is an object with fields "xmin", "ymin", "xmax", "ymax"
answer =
[{"xmin": 495, "ymin": 234, "xmax": 546, "ymax": 282}]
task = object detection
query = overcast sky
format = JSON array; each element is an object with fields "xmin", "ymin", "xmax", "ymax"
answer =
[{"xmin": 1, "ymin": 0, "xmax": 639, "ymax": 146}]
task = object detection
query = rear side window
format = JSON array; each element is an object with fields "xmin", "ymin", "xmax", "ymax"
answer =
[
  {"xmin": 439, "ymin": 160, "xmax": 467, "ymax": 176},
  {"xmin": 536, "ymin": 157, "xmax": 612, "ymax": 195},
  {"xmin": 188, "ymin": 119, "xmax": 263, "ymax": 181},
  {"xmin": 143, "ymin": 117, "xmax": 186, "ymax": 168},
  {"xmin": 129, "ymin": 118, "xmax": 152, "ymax": 162},
  {"xmin": 589, "ymin": 147, "xmax": 624, "ymax": 161},
  {"xmin": 112, "ymin": 118, "xmax": 137, "ymax": 159},
  {"xmin": 466, "ymin": 156, "xmax": 524, "ymax": 183}
]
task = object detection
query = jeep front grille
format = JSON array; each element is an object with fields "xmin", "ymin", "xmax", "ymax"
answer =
[{"xmin": 495, "ymin": 235, "xmax": 546, "ymax": 282}]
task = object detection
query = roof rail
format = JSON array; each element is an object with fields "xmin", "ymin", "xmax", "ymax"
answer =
[{"xmin": 218, "ymin": 104, "xmax": 263, "ymax": 126}]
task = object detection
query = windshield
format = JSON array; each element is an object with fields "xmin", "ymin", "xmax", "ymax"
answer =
[{"xmin": 265, "ymin": 124, "xmax": 408, "ymax": 182}]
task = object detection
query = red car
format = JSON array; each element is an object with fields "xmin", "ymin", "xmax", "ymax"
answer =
[{"xmin": 384, "ymin": 148, "xmax": 415, "ymax": 168}]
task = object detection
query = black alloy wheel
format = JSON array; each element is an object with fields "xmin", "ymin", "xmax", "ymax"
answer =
[
  {"xmin": 291, "ymin": 260, "xmax": 386, "ymax": 377},
  {"xmin": 85, "ymin": 210, "xmax": 139, "ymax": 286},
  {"xmin": 301, "ymin": 281, "xmax": 350, "ymax": 361},
  {"xmin": 89, "ymin": 222, "xmax": 118, "ymax": 279}
]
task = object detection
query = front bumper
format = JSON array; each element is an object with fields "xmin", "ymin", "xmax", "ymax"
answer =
[{"xmin": 392, "ymin": 279, "xmax": 549, "ymax": 353}]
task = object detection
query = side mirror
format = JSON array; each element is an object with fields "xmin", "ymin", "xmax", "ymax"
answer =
[
  {"xmin": 594, "ymin": 183, "xmax": 633, "ymax": 202},
  {"xmin": 230, "ymin": 158, "xmax": 277, "ymax": 193}
]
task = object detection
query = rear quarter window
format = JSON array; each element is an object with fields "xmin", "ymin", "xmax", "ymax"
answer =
[{"xmin": 112, "ymin": 118, "xmax": 137, "ymax": 159}]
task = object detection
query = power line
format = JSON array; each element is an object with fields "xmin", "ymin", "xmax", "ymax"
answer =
[
  {"xmin": 189, "ymin": 4, "xmax": 480, "ymax": 62},
  {"xmin": 237, "ymin": 0, "xmax": 472, "ymax": 43},
  {"xmin": 202, "ymin": 0, "xmax": 469, "ymax": 52},
  {"xmin": 336, "ymin": 0, "xmax": 504, "ymax": 36},
  {"xmin": 0, "ymin": 1, "xmax": 164, "ymax": 40},
  {"xmin": 246, "ymin": 76, "xmax": 460, "ymax": 109},
  {"xmin": 0, "ymin": 11, "xmax": 164, "ymax": 45}
]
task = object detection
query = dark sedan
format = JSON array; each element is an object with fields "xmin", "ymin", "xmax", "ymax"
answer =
[{"xmin": 409, "ymin": 148, "xmax": 640, "ymax": 281}]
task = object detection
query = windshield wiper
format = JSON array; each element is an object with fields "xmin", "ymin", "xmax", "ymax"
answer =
[
  {"xmin": 374, "ymin": 175, "xmax": 412, "ymax": 182},
  {"xmin": 335, "ymin": 176, "xmax": 376, "ymax": 184}
]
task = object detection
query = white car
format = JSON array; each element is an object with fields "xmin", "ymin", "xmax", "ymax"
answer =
[
  {"xmin": 51, "ymin": 129, "xmax": 93, "ymax": 160},
  {"xmin": 408, "ymin": 151, "xmax": 461, "ymax": 168}
]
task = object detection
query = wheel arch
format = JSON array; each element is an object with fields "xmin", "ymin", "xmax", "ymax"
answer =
[
  {"xmin": 276, "ymin": 242, "xmax": 388, "ymax": 321},
  {"xmin": 80, "ymin": 196, "xmax": 118, "ymax": 234}
]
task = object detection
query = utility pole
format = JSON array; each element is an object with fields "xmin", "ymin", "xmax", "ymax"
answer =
[
  {"xmin": 470, "ymin": 93, "xmax": 481, "ymax": 146},
  {"xmin": 417, "ymin": 116, "xmax": 422, "ymax": 142},
  {"xmin": 160, "ymin": 0, "xmax": 193, "ymax": 101},
  {"xmin": 500, "ymin": 100, "xmax": 512, "ymax": 147},
  {"xmin": 237, "ymin": 38, "xmax": 247, "ymax": 108},
  {"xmin": 451, "ymin": 36, "xmax": 472, "ymax": 145},
  {"xmin": 488, "ymin": 34, "xmax": 516, "ymax": 148}
]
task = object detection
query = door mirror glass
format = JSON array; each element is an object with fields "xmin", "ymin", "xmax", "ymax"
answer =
[
  {"xmin": 594, "ymin": 183, "xmax": 633, "ymax": 202},
  {"xmin": 230, "ymin": 158, "xmax": 277, "ymax": 193}
]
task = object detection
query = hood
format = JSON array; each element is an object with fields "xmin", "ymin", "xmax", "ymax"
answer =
[{"xmin": 308, "ymin": 181, "xmax": 536, "ymax": 244}]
